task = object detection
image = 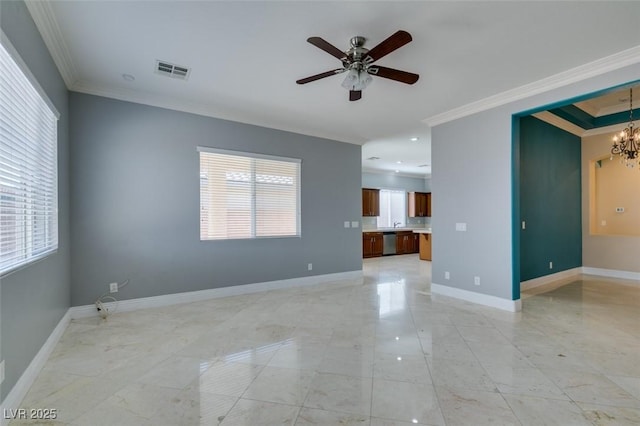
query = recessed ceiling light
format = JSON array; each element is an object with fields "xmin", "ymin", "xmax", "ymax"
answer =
[
  {"xmin": 395, "ymin": 170, "xmax": 400, "ymax": 173},
  {"xmin": 122, "ymin": 73, "xmax": 135, "ymax": 82},
  {"xmin": 396, "ymin": 160, "xmax": 402, "ymax": 164},
  {"xmin": 410, "ymin": 137, "xmax": 419, "ymax": 141}
]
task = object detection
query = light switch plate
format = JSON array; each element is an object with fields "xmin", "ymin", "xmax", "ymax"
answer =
[
  {"xmin": 351, "ymin": 221, "xmax": 359, "ymax": 228},
  {"xmin": 455, "ymin": 223, "xmax": 467, "ymax": 232},
  {"xmin": 1, "ymin": 360, "xmax": 5, "ymax": 384},
  {"xmin": 344, "ymin": 221, "xmax": 350, "ymax": 228}
]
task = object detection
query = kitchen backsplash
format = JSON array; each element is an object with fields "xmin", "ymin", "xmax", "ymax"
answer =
[{"xmin": 362, "ymin": 216, "xmax": 431, "ymax": 230}]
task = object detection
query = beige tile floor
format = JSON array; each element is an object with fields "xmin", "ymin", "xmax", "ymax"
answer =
[{"xmin": 12, "ymin": 255, "xmax": 640, "ymax": 425}]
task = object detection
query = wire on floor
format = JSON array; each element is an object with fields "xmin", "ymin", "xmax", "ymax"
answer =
[{"xmin": 94, "ymin": 279, "xmax": 129, "ymax": 319}]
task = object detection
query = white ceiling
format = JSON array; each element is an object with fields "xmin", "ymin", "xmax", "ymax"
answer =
[{"xmin": 28, "ymin": 1, "xmax": 640, "ymax": 177}]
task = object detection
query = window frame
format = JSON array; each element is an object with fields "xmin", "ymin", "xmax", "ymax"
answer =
[
  {"xmin": 0, "ymin": 32, "xmax": 59, "ymax": 277},
  {"xmin": 376, "ymin": 188, "xmax": 407, "ymax": 228},
  {"xmin": 198, "ymin": 146, "xmax": 302, "ymax": 241}
]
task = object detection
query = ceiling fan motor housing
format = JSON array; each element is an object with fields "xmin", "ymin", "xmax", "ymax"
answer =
[{"xmin": 347, "ymin": 36, "xmax": 368, "ymax": 62}]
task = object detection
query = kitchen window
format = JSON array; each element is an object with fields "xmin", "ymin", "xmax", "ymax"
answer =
[
  {"xmin": 0, "ymin": 39, "xmax": 59, "ymax": 276},
  {"xmin": 198, "ymin": 147, "xmax": 301, "ymax": 240},
  {"xmin": 377, "ymin": 189, "xmax": 406, "ymax": 228}
]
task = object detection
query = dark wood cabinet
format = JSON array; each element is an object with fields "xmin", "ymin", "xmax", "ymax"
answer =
[
  {"xmin": 362, "ymin": 188, "xmax": 380, "ymax": 216},
  {"xmin": 363, "ymin": 232, "xmax": 383, "ymax": 258},
  {"xmin": 411, "ymin": 233, "xmax": 420, "ymax": 253},
  {"xmin": 408, "ymin": 192, "xmax": 431, "ymax": 217},
  {"xmin": 395, "ymin": 231, "xmax": 418, "ymax": 254}
]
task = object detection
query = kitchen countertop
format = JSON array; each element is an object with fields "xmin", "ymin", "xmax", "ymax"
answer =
[
  {"xmin": 412, "ymin": 229, "xmax": 432, "ymax": 234},
  {"xmin": 362, "ymin": 227, "xmax": 430, "ymax": 233}
]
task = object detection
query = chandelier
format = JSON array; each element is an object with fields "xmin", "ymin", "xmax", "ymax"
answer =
[{"xmin": 611, "ymin": 88, "xmax": 640, "ymax": 168}]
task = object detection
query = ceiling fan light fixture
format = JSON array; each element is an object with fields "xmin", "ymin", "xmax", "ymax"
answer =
[{"xmin": 341, "ymin": 68, "xmax": 372, "ymax": 91}]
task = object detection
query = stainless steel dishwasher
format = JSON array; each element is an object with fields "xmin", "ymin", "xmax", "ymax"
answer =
[{"xmin": 382, "ymin": 232, "xmax": 397, "ymax": 255}]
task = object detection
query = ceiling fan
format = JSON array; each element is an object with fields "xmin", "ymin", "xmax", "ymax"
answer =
[{"xmin": 296, "ymin": 30, "xmax": 419, "ymax": 101}]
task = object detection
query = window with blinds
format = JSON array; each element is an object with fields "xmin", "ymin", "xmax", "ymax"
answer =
[
  {"xmin": 0, "ymin": 40, "xmax": 59, "ymax": 276},
  {"xmin": 198, "ymin": 147, "xmax": 301, "ymax": 240}
]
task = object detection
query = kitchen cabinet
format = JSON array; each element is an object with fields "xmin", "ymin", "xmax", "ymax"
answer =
[
  {"xmin": 362, "ymin": 188, "xmax": 380, "ymax": 216},
  {"xmin": 363, "ymin": 232, "xmax": 383, "ymax": 258},
  {"xmin": 408, "ymin": 192, "xmax": 431, "ymax": 217},
  {"xmin": 419, "ymin": 233, "xmax": 432, "ymax": 261},
  {"xmin": 395, "ymin": 231, "xmax": 418, "ymax": 254},
  {"xmin": 411, "ymin": 233, "xmax": 420, "ymax": 253}
]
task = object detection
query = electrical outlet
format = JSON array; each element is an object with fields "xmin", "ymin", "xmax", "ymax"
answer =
[
  {"xmin": 351, "ymin": 221, "xmax": 359, "ymax": 228},
  {"xmin": 549, "ymin": 262, "xmax": 553, "ymax": 269},
  {"xmin": 308, "ymin": 263, "xmax": 312, "ymax": 271},
  {"xmin": 445, "ymin": 271, "xmax": 450, "ymax": 280},
  {"xmin": 474, "ymin": 276, "xmax": 480, "ymax": 286},
  {"xmin": 615, "ymin": 207, "xmax": 625, "ymax": 213},
  {"xmin": 521, "ymin": 221, "xmax": 526, "ymax": 230},
  {"xmin": 1, "ymin": 360, "xmax": 4, "ymax": 384},
  {"xmin": 601, "ymin": 220, "xmax": 607, "ymax": 226},
  {"xmin": 109, "ymin": 282, "xmax": 118, "ymax": 293}
]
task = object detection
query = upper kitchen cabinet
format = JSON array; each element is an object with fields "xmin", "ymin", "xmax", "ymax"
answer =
[
  {"xmin": 408, "ymin": 192, "xmax": 431, "ymax": 217},
  {"xmin": 362, "ymin": 188, "xmax": 380, "ymax": 216}
]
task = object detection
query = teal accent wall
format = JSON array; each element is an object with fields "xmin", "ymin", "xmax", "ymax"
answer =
[{"xmin": 519, "ymin": 116, "xmax": 582, "ymax": 281}]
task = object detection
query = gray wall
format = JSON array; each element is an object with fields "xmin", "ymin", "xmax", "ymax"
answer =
[
  {"xmin": 431, "ymin": 62, "xmax": 640, "ymax": 301},
  {"xmin": 69, "ymin": 93, "xmax": 362, "ymax": 306},
  {"xmin": 362, "ymin": 172, "xmax": 430, "ymax": 193},
  {"xmin": 0, "ymin": 0, "xmax": 70, "ymax": 401}
]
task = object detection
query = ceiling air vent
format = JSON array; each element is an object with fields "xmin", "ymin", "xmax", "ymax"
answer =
[
  {"xmin": 367, "ymin": 156, "xmax": 380, "ymax": 160},
  {"xmin": 155, "ymin": 60, "xmax": 191, "ymax": 80},
  {"xmin": 418, "ymin": 164, "xmax": 429, "ymax": 167}
]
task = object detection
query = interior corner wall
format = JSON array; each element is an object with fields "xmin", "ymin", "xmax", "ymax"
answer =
[
  {"xmin": 519, "ymin": 116, "xmax": 582, "ymax": 281},
  {"xmin": 430, "ymin": 62, "xmax": 640, "ymax": 303},
  {"xmin": 582, "ymin": 133, "xmax": 640, "ymax": 273},
  {"xmin": 432, "ymin": 111, "xmax": 514, "ymax": 299},
  {"xmin": 69, "ymin": 93, "xmax": 362, "ymax": 306},
  {"xmin": 0, "ymin": 0, "xmax": 71, "ymax": 401}
]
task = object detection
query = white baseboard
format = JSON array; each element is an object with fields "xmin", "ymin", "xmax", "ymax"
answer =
[
  {"xmin": 520, "ymin": 267, "xmax": 640, "ymax": 291},
  {"xmin": 0, "ymin": 310, "xmax": 71, "ymax": 426},
  {"xmin": 582, "ymin": 267, "xmax": 640, "ymax": 283},
  {"xmin": 520, "ymin": 267, "xmax": 582, "ymax": 291},
  {"xmin": 70, "ymin": 270, "xmax": 363, "ymax": 319},
  {"xmin": 430, "ymin": 283, "xmax": 522, "ymax": 312}
]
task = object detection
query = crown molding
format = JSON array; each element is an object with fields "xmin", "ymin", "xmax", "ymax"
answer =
[
  {"xmin": 531, "ymin": 112, "xmax": 585, "ymax": 137},
  {"xmin": 24, "ymin": 0, "xmax": 78, "ymax": 88},
  {"xmin": 71, "ymin": 80, "xmax": 364, "ymax": 146},
  {"xmin": 532, "ymin": 111, "xmax": 629, "ymax": 138},
  {"xmin": 424, "ymin": 45, "xmax": 640, "ymax": 127},
  {"xmin": 582, "ymin": 122, "xmax": 628, "ymax": 137}
]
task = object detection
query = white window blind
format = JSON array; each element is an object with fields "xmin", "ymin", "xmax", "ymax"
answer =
[
  {"xmin": 0, "ymin": 40, "xmax": 58, "ymax": 275},
  {"xmin": 199, "ymin": 147, "xmax": 301, "ymax": 240},
  {"xmin": 377, "ymin": 189, "xmax": 406, "ymax": 228}
]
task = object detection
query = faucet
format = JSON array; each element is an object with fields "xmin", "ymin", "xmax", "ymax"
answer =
[{"xmin": 393, "ymin": 221, "xmax": 401, "ymax": 228}]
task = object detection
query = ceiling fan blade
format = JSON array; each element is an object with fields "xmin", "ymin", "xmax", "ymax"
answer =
[
  {"xmin": 368, "ymin": 66, "xmax": 419, "ymax": 85},
  {"xmin": 364, "ymin": 30, "xmax": 412, "ymax": 64},
  {"xmin": 349, "ymin": 90, "xmax": 362, "ymax": 101},
  {"xmin": 307, "ymin": 37, "xmax": 347, "ymax": 61},
  {"xmin": 296, "ymin": 69, "xmax": 345, "ymax": 85}
]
